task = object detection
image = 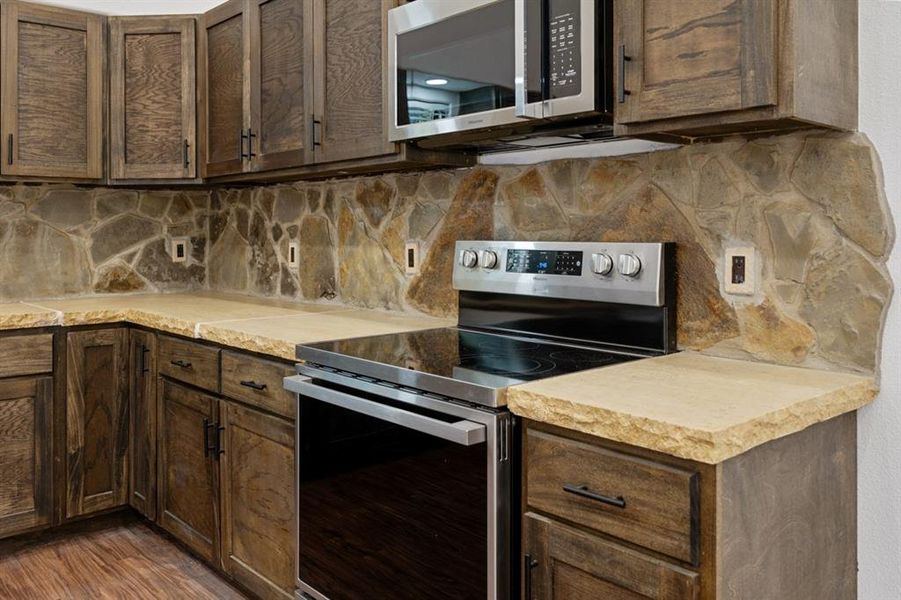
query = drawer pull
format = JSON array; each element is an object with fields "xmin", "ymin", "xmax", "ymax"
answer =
[
  {"xmin": 563, "ymin": 484, "xmax": 626, "ymax": 509},
  {"xmin": 240, "ymin": 380, "xmax": 267, "ymax": 391},
  {"xmin": 170, "ymin": 359, "xmax": 192, "ymax": 369},
  {"xmin": 524, "ymin": 554, "xmax": 539, "ymax": 600}
]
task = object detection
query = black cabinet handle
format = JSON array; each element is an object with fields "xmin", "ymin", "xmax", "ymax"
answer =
[
  {"xmin": 203, "ymin": 418, "xmax": 215, "ymax": 457},
  {"xmin": 246, "ymin": 128, "xmax": 257, "ymax": 158},
  {"xmin": 618, "ymin": 45, "xmax": 632, "ymax": 104},
  {"xmin": 7, "ymin": 133, "xmax": 12, "ymax": 165},
  {"xmin": 311, "ymin": 117, "xmax": 321, "ymax": 147},
  {"xmin": 239, "ymin": 129, "xmax": 247, "ymax": 160},
  {"xmin": 184, "ymin": 139, "xmax": 190, "ymax": 168},
  {"xmin": 563, "ymin": 483, "xmax": 626, "ymax": 508},
  {"xmin": 140, "ymin": 345, "xmax": 150, "ymax": 374},
  {"xmin": 216, "ymin": 425, "xmax": 226, "ymax": 458},
  {"xmin": 524, "ymin": 554, "xmax": 539, "ymax": 600},
  {"xmin": 240, "ymin": 380, "xmax": 267, "ymax": 391},
  {"xmin": 170, "ymin": 359, "xmax": 192, "ymax": 369}
]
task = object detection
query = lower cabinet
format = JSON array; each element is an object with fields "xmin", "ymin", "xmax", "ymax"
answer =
[
  {"xmin": 219, "ymin": 401, "xmax": 295, "ymax": 599},
  {"xmin": 129, "ymin": 329, "xmax": 158, "ymax": 519},
  {"xmin": 65, "ymin": 328, "xmax": 129, "ymax": 519},
  {"xmin": 157, "ymin": 378, "xmax": 220, "ymax": 563},
  {"xmin": 523, "ymin": 513, "xmax": 698, "ymax": 600},
  {"xmin": 0, "ymin": 375, "xmax": 53, "ymax": 538}
]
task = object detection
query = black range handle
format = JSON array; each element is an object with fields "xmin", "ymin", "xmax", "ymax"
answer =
[
  {"xmin": 563, "ymin": 483, "xmax": 626, "ymax": 508},
  {"xmin": 618, "ymin": 45, "xmax": 632, "ymax": 104},
  {"xmin": 170, "ymin": 359, "xmax": 192, "ymax": 369},
  {"xmin": 524, "ymin": 554, "xmax": 539, "ymax": 600},
  {"xmin": 240, "ymin": 380, "xmax": 267, "ymax": 391}
]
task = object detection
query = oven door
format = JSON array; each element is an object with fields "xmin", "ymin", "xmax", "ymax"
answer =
[
  {"xmin": 388, "ymin": 0, "xmax": 607, "ymax": 142},
  {"xmin": 285, "ymin": 371, "xmax": 513, "ymax": 600}
]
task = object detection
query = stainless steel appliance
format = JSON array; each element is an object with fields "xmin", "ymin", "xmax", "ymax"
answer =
[
  {"xmin": 284, "ymin": 240, "xmax": 676, "ymax": 600},
  {"xmin": 388, "ymin": 0, "xmax": 614, "ymax": 151}
]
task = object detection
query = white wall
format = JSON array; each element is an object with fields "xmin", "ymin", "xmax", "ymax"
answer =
[
  {"xmin": 21, "ymin": 0, "xmax": 220, "ymax": 14},
  {"xmin": 859, "ymin": 1, "xmax": 901, "ymax": 598}
]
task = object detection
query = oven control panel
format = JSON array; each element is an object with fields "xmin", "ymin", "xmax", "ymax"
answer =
[{"xmin": 453, "ymin": 240, "xmax": 673, "ymax": 307}]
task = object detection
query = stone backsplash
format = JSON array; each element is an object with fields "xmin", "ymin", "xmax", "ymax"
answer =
[
  {"xmin": 0, "ymin": 186, "xmax": 209, "ymax": 298},
  {"xmin": 206, "ymin": 131, "xmax": 894, "ymax": 374}
]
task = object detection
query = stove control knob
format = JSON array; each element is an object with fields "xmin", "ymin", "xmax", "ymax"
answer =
[
  {"xmin": 480, "ymin": 250, "xmax": 499, "ymax": 269},
  {"xmin": 618, "ymin": 253, "xmax": 642, "ymax": 278},
  {"xmin": 460, "ymin": 249, "xmax": 479, "ymax": 269},
  {"xmin": 590, "ymin": 253, "xmax": 613, "ymax": 276}
]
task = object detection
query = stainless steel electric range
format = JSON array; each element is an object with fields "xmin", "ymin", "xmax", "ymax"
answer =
[{"xmin": 284, "ymin": 240, "xmax": 676, "ymax": 600}]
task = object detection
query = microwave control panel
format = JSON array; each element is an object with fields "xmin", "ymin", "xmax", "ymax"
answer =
[{"xmin": 549, "ymin": 0, "xmax": 581, "ymax": 98}]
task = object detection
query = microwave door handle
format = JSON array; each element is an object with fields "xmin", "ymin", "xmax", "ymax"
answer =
[
  {"xmin": 284, "ymin": 376, "xmax": 487, "ymax": 446},
  {"xmin": 514, "ymin": 0, "xmax": 541, "ymax": 119}
]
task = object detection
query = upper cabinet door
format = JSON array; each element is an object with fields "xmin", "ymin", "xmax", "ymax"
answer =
[
  {"xmin": 0, "ymin": 2, "xmax": 104, "ymax": 179},
  {"xmin": 312, "ymin": 0, "xmax": 395, "ymax": 164},
  {"xmin": 616, "ymin": 0, "xmax": 776, "ymax": 125},
  {"xmin": 247, "ymin": 0, "xmax": 308, "ymax": 172},
  {"xmin": 109, "ymin": 17, "xmax": 196, "ymax": 180},
  {"xmin": 202, "ymin": 0, "xmax": 248, "ymax": 177}
]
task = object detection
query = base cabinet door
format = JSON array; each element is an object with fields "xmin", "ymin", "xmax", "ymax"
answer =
[
  {"xmin": 523, "ymin": 514, "xmax": 699, "ymax": 600},
  {"xmin": 158, "ymin": 379, "xmax": 220, "ymax": 563},
  {"xmin": 128, "ymin": 330, "xmax": 157, "ymax": 520},
  {"xmin": 66, "ymin": 328, "xmax": 129, "ymax": 519},
  {"xmin": 219, "ymin": 401, "xmax": 295, "ymax": 599},
  {"xmin": 0, "ymin": 376, "xmax": 52, "ymax": 539}
]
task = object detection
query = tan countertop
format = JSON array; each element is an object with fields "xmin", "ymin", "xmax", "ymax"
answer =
[
  {"xmin": 0, "ymin": 292, "xmax": 451, "ymax": 361},
  {"xmin": 507, "ymin": 351, "xmax": 876, "ymax": 464}
]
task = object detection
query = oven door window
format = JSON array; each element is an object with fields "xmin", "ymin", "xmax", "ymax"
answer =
[
  {"xmin": 298, "ymin": 394, "xmax": 488, "ymax": 600},
  {"xmin": 396, "ymin": 0, "xmax": 515, "ymax": 126}
]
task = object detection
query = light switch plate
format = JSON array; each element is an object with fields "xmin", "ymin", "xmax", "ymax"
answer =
[
  {"xmin": 287, "ymin": 242, "xmax": 300, "ymax": 271},
  {"xmin": 170, "ymin": 237, "xmax": 189, "ymax": 263},
  {"xmin": 724, "ymin": 246, "xmax": 756, "ymax": 295},
  {"xmin": 405, "ymin": 241, "xmax": 420, "ymax": 274}
]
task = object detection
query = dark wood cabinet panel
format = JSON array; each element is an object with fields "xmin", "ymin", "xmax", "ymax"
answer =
[
  {"xmin": 157, "ymin": 335, "xmax": 221, "ymax": 393},
  {"xmin": 616, "ymin": 0, "xmax": 776, "ymax": 125},
  {"xmin": 219, "ymin": 401, "xmax": 294, "ymax": 599},
  {"xmin": 523, "ymin": 513, "xmax": 699, "ymax": 600},
  {"xmin": 157, "ymin": 379, "xmax": 220, "ymax": 563},
  {"xmin": 0, "ymin": 334, "xmax": 53, "ymax": 378},
  {"xmin": 248, "ymin": 0, "xmax": 309, "ymax": 172},
  {"xmin": 220, "ymin": 351, "xmax": 295, "ymax": 419},
  {"xmin": 0, "ymin": 1, "xmax": 104, "ymax": 179},
  {"xmin": 311, "ymin": 0, "xmax": 394, "ymax": 164},
  {"xmin": 128, "ymin": 330, "xmax": 157, "ymax": 520},
  {"xmin": 203, "ymin": 0, "xmax": 248, "ymax": 177},
  {"xmin": 0, "ymin": 376, "xmax": 53, "ymax": 539},
  {"xmin": 110, "ymin": 17, "xmax": 196, "ymax": 180},
  {"xmin": 65, "ymin": 328, "xmax": 129, "ymax": 519}
]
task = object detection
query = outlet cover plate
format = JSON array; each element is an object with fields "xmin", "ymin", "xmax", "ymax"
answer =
[
  {"xmin": 405, "ymin": 241, "xmax": 420, "ymax": 274},
  {"xmin": 287, "ymin": 242, "xmax": 300, "ymax": 271},
  {"xmin": 170, "ymin": 237, "xmax": 190, "ymax": 263},
  {"xmin": 724, "ymin": 246, "xmax": 755, "ymax": 295}
]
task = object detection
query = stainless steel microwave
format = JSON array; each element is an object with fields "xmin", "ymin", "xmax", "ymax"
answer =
[{"xmin": 388, "ymin": 0, "xmax": 613, "ymax": 145}]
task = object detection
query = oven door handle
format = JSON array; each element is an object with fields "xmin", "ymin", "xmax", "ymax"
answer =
[
  {"xmin": 514, "ymin": 0, "xmax": 544, "ymax": 119},
  {"xmin": 284, "ymin": 376, "xmax": 487, "ymax": 446}
]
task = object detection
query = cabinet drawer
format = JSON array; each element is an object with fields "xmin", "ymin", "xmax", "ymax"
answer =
[
  {"xmin": 221, "ymin": 351, "xmax": 295, "ymax": 419},
  {"xmin": 158, "ymin": 336, "xmax": 220, "ymax": 392},
  {"xmin": 526, "ymin": 429, "xmax": 699, "ymax": 564},
  {"xmin": 0, "ymin": 334, "xmax": 53, "ymax": 378}
]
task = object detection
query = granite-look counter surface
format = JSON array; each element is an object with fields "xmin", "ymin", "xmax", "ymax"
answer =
[
  {"xmin": 2, "ymin": 293, "xmax": 451, "ymax": 361},
  {"xmin": 507, "ymin": 351, "xmax": 877, "ymax": 464}
]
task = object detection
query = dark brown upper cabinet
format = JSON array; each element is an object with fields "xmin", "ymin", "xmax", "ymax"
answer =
[
  {"xmin": 109, "ymin": 16, "xmax": 197, "ymax": 181},
  {"xmin": 310, "ymin": 0, "xmax": 394, "ymax": 164},
  {"xmin": 65, "ymin": 328, "xmax": 129, "ymax": 520},
  {"xmin": 0, "ymin": 1, "xmax": 104, "ymax": 179},
  {"xmin": 615, "ymin": 0, "xmax": 858, "ymax": 141}
]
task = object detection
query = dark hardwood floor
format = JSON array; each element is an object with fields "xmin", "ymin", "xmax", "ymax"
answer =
[{"xmin": 0, "ymin": 513, "xmax": 249, "ymax": 599}]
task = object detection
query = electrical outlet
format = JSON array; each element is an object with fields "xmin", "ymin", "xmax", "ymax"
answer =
[
  {"xmin": 287, "ymin": 242, "xmax": 300, "ymax": 271},
  {"xmin": 405, "ymin": 241, "xmax": 421, "ymax": 274},
  {"xmin": 170, "ymin": 237, "xmax": 190, "ymax": 263},
  {"xmin": 724, "ymin": 246, "xmax": 756, "ymax": 295}
]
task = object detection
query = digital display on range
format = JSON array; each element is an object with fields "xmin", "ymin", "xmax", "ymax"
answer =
[{"xmin": 506, "ymin": 250, "xmax": 583, "ymax": 276}]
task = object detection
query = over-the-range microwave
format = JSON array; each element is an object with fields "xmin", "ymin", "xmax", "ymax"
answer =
[{"xmin": 388, "ymin": 0, "xmax": 614, "ymax": 152}]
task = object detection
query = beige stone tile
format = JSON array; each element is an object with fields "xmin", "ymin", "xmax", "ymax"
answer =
[
  {"xmin": 0, "ymin": 303, "xmax": 60, "ymax": 330},
  {"xmin": 198, "ymin": 310, "xmax": 453, "ymax": 361},
  {"xmin": 507, "ymin": 351, "xmax": 876, "ymax": 464}
]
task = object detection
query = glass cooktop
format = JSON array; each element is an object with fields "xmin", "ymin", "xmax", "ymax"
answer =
[{"xmin": 298, "ymin": 328, "xmax": 640, "ymax": 407}]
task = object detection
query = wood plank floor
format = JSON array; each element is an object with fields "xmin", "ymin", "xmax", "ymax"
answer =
[{"xmin": 0, "ymin": 514, "xmax": 249, "ymax": 599}]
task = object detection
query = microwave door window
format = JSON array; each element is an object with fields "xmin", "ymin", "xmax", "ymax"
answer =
[{"xmin": 396, "ymin": 0, "xmax": 516, "ymax": 126}]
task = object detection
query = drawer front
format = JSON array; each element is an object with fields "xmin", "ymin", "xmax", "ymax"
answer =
[
  {"xmin": 158, "ymin": 336, "xmax": 220, "ymax": 392},
  {"xmin": 526, "ymin": 429, "xmax": 699, "ymax": 564},
  {"xmin": 0, "ymin": 333, "xmax": 53, "ymax": 378},
  {"xmin": 221, "ymin": 351, "xmax": 295, "ymax": 419}
]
